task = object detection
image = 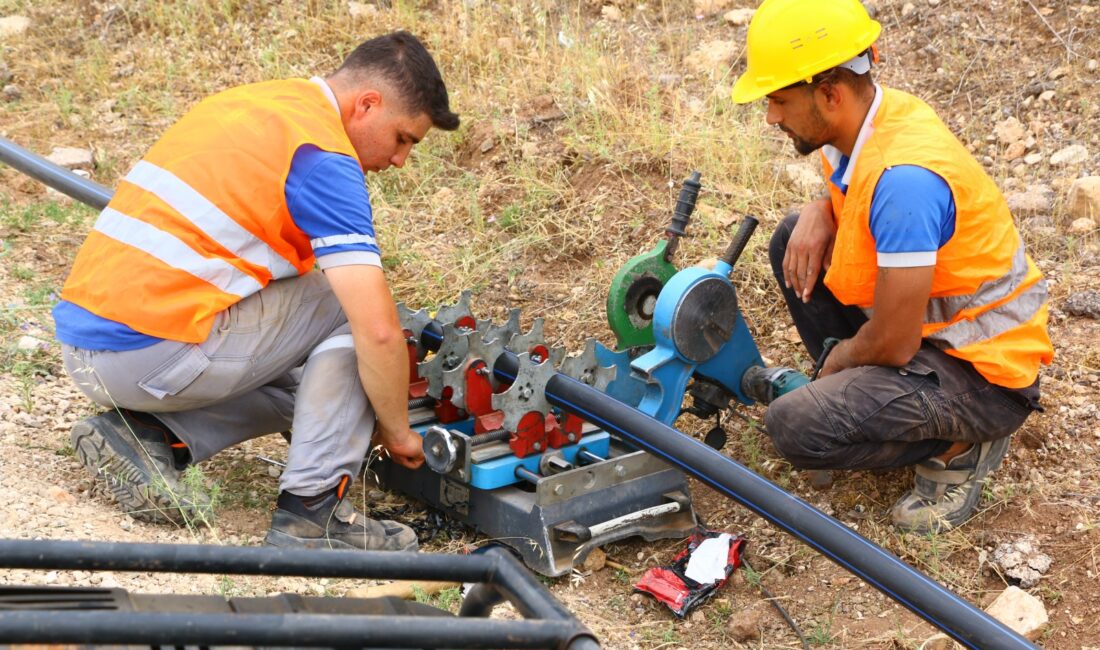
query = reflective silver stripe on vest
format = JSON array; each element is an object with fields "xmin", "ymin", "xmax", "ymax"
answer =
[
  {"xmin": 95, "ymin": 208, "xmax": 263, "ymax": 298},
  {"xmin": 924, "ymin": 243, "xmax": 1030, "ymax": 325},
  {"xmin": 124, "ymin": 161, "xmax": 299, "ymax": 280},
  {"xmin": 310, "ymin": 233, "xmax": 378, "ymax": 249},
  {"xmin": 926, "ymin": 278, "xmax": 1047, "ymax": 350}
]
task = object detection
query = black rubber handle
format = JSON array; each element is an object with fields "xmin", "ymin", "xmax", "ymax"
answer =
[
  {"xmin": 664, "ymin": 171, "xmax": 701, "ymax": 261},
  {"xmin": 720, "ymin": 215, "xmax": 759, "ymax": 268}
]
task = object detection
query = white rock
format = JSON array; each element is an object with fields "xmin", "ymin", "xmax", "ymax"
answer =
[
  {"xmin": 1088, "ymin": 59, "xmax": 1099, "ymax": 72},
  {"xmin": 16, "ymin": 335, "xmax": 45, "ymax": 352},
  {"xmin": 601, "ymin": 5, "xmax": 623, "ymax": 21},
  {"xmin": 784, "ymin": 162, "xmax": 823, "ymax": 194},
  {"xmin": 347, "ymin": 1, "xmax": 377, "ymax": 19},
  {"xmin": 1067, "ymin": 177, "xmax": 1100, "ymax": 220},
  {"xmin": 985, "ymin": 586, "xmax": 1049, "ymax": 641},
  {"xmin": 0, "ymin": 15, "xmax": 30, "ymax": 38},
  {"xmin": 1023, "ymin": 152, "xmax": 1044, "ymax": 166},
  {"xmin": 685, "ymin": 40, "xmax": 739, "ymax": 76},
  {"xmin": 901, "ymin": 2, "xmax": 916, "ymax": 17},
  {"xmin": 1049, "ymin": 144, "xmax": 1088, "ymax": 166},
  {"xmin": 46, "ymin": 147, "xmax": 94, "ymax": 170},
  {"xmin": 1005, "ymin": 184, "xmax": 1053, "ymax": 215},
  {"xmin": 1038, "ymin": 90, "xmax": 1056, "ymax": 102},
  {"xmin": 693, "ymin": 0, "xmax": 735, "ymax": 15},
  {"xmin": 723, "ymin": 8, "xmax": 755, "ymax": 26},
  {"xmin": 1069, "ymin": 217, "xmax": 1096, "ymax": 234},
  {"xmin": 993, "ymin": 117, "xmax": 1026, "ymax": 145}
]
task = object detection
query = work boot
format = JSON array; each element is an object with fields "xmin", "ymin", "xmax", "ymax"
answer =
[
  {"xmin": 70, "ymin": 409, "xmax": 211, "ymax": 525},
  {"xmin": 264, "ymin": 479, "xmax": 418, "ymax": 552},
  {"xmin": 890, "ymin": 436, "xmax": 1011, "ymax": 534}
]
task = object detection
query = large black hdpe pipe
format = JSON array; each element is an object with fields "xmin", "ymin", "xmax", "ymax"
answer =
[
  {"xmin": 421, "ymin": 323, "xmax": 1033, "ymax": 649},
  {"xmin": 0, "ymin": 135, "xmax": 1030, "ymax": 649},
  {"xmin": 0, "ymin": 136, "xmax": 112, "ymax": 210}
]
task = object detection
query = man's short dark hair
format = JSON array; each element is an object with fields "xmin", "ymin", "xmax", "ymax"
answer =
[{"xmin": 337, "ymin": 31, "xmax": 460, "ymax": 131}]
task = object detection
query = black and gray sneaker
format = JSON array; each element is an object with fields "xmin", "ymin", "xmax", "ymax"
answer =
[
  {"xmin": 70, "ymin": 409, "xmax": 210, "ymax": 525},
  {"xmin": 264, "ymin": 481, "xmax": 418, "ymax": 552},
  {"xmin": 891, "ymin": 436, "xmax": 1012, "ymax": 534}
]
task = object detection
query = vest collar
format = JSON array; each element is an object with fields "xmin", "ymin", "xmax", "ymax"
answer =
[
  {"xmin": 310, "ymin": 76, "xmax": 341, "ymax": 116},
  {"xmin": 822, "ymin": 83, "xmax": 884, "ymax": 188}
]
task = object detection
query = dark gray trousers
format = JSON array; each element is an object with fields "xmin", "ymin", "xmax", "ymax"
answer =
[{"xmin": 763, "ymin": 212, "xmax": 1038, "ymax": 471}]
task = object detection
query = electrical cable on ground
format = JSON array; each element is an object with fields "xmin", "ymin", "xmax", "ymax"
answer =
[{"xmin": 741, "ymin": 558, "xmax": 808, "ymax": 650}]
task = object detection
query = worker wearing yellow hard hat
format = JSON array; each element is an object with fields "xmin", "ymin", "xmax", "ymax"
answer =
[{"xmin": 732, "ymin": 0, "xmax": 1053, "ymax": 534}]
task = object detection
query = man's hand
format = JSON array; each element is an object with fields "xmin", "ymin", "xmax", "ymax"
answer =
[
  {"xmin": 783, "ymin": 198, "xmax": 836, "ymax": 303},
  {"xmin": 377, "ymin": 425, "xmax": 425, "ymax": 469}
]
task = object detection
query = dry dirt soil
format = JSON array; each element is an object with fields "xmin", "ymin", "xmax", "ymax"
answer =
[{"xmin": 1, "ymin": 1, "xmax": 1098, "ymax": 649}]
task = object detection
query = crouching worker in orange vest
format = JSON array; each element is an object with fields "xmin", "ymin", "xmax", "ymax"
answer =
[
  {"xmin": 52, "ymin": 32, "xmax": 459, "ymax": 551},
  {"xmin": 731, "ymin": 0, "xmax": 1053, "ymax": 533}
]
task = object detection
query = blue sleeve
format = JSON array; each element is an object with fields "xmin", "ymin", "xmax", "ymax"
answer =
[
  {"xmin": 869, "ymin": 165, "xmax": 956, "ymax": 268},
  {"xmin": 285, "ymin": 145, "xmax": 381, "ymax": 269}
]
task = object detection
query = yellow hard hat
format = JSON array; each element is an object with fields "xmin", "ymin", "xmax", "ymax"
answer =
[{"xmin": 731, "ymin": 0, "xmax": 881, "ymax": 104}]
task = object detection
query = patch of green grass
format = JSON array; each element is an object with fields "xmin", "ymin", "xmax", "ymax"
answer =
[
  {"xmin": 612, "ymin": 566, "xmax": 633, "ymax": 585},
  {"xmin": 10, "ymin": 266, "xmax": 34, "ymax": 281},
  {"xmin": 411, "ymin": 585, "xmax": 463, "ymax": 612}
]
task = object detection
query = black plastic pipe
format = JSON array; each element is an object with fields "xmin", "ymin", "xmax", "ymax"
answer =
[
  {"xmin": 421, "ymin": 322, "xmax": 1033, "ymax": 649},
  {"xmin": 0, "ymin": 136, "xmax": 112, "ymax": 210}
]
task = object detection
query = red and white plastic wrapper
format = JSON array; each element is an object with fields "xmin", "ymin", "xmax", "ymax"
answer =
[{"xmin": 633, "ymin": 529, "xmax": 747, "ymax": 618}]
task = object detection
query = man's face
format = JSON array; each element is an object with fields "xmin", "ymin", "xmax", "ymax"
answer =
[
  {"xmin": 345, "ymin": 89, "xmax": 433, "ymax": 173},
  {"xmin": 765, "ymin": 86, "xmax": 831, "ymax": 156}
]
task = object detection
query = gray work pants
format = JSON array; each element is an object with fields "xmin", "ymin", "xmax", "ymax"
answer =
[
  {"xmin": 61, "ymin": 272, "xmax": 372, "ymax": 497},
  {"xmin": 764, "ymin": 212, "xmax": 1039, "ymax": 471}
]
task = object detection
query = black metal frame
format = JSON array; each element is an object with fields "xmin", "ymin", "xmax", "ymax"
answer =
[{"xmin": 0, "ymin": 539, "xmax": 599, "ymax": 649}]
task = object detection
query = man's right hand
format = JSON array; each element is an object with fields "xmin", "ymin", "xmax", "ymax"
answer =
[
  {"xmin": 783, "ymin": 198, "xmax": 836, "ymax": 303},
  {"xmin": 378, "ymin": 425, "xmax": 425, "ymax": 470}
]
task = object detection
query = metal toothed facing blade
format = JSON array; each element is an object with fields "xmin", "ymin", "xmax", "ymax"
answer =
[
  {"xmin": 491, "ymin": 352, "xmax": 555, "ymax": 433},
  {"xmin": 396, "ymin": 303, "xmax": 433, "ymax": 358},
  {"xmin": 434, "ymin": 290, "xmax": 474, "ymax": 326},
  {"xmin": 560, "ymin": 338, "xmax": 616, "ymax": 392},
  {"xmin": 418, "ymin": 322, "xmax": 475, "ymax": 402},
  {"xmin": 475, "ymin": 308, "xmax": 521, "ymax": 349}
]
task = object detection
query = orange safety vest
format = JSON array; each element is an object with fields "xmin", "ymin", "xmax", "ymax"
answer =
[
  {"xmin": 61, "ymin": 79, "xmax": 359, "ymax": 343},
  {"xmin": 822, "ymin": 87, "xmax": 1053, "ymax": 389}
]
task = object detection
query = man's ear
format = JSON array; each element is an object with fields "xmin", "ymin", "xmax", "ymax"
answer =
[
  {"xmin": 354, "ymin": 89, "xmax": 383, "ymax": 117},
  {"xmin": 815, "ymin": 81, "xmax": 845, "ymax": 113}
]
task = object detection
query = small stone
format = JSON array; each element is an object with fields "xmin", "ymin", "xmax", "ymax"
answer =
[
  {"xmin": 784, "ymin": 162, "xmax": 823, "ymax": 194},
  {"xmin": 16, "ymin": 335, "xmax": 45, "ymax": 352},
  {"xmin": 1067, "ymin": 177, "xmax": 1100, "ymax": 220},
  {"xmin": 600, "ymin": 5, "xmax": 623, "ymax": 21},
  {"xmin": 1049, "ymin": 144, "xmax": 1088, "ymax": 166},
  {"xmin": 722, "ymin": 8, "xmax": 755, "ymax": 25},
  {"xmin": 520, "ymin": 142, "xmax": 540, "ymax": 160},
  {"xmin": 1003, "ymin": 141, "xmax": 1027, "ymax": 162},
  {"xmin": 985, "ymin": 586, "xmax": 1049, "ymax": 641},
  {"xmin": 1069, "ymin": 217, "xmax": 1096, "ymax": 234},
  {"xmin": 478, "ymin": 137, "xmax": 495, "ymax": 154},
  {"xmin": 685, "ymin": 40, "xmax": 739, "ymax": 76},
  {"xmin": 0, "ymin": 15, "xmax": 31, "ymax": 38},
  {"xmin": 44, "ymin": 571, "xmax": 58, "ymax": 584},
  {"xmin": 901, "ymin": 2, "xmax": 916, "ymax": 17},
  {"xmin": 1038, "ymin": 90, "xmax": 1056, "ymax": 103},
  {"xmin": 1005, "ymin": 184, "xmax": 1053, "ymax": 215},
  {"xmin": 2, "ymin": 84, "xmax": 21, "ymax": 101},
  {"xmin": 993, "ymin": 117, "xmax": 1026, "ymax": 146},
  {"xmin": 267, "ymin": 465, "xmax": 281, "ymax": 478},
  {"xmin": 432, "ymin": 187, "xmax": 456, "ymax": 205},
  {"xmin": 921, "ymin": 633, "xmax": 960, "ymax": 650},
  {"xmin": 46, "ymin": 147, "xmax": 95, "ymax": 170},
  {"xmin": 46, "ymin": 485, "xmax": 76, "ymax": 504},
  {"xmin": 119, "ymin": 517, "xmax": 133, "ymax": 532},
  {"xmin": 347, "ymin": 1, "xmax": 378, "ymax": 19},
  {"xmin": 582, "ymin": 547, "xmax": 607, "ymax": 572},
  {"xmin": 727, "ymin": 605, "xmax": 766, "ymax": 642},
  {"xmin": 693, "ymin": 0, "xmax": 735, "ymax": 15},
  {"xmin": 1023, "ymin": 153, "xmax": 1043, "ymax": 166},
  {"xmin": 1087, "ymin": 59, "xmax": 1099, "ymax": 73}
]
